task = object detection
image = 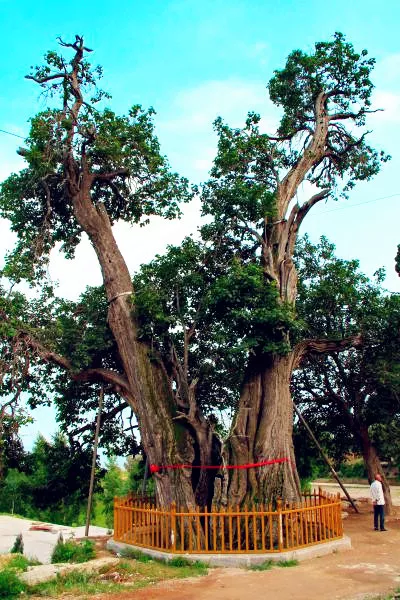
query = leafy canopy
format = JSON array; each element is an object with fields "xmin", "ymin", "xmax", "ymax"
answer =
[{"xmin": 0, "ymin": 38, "xmax": 193, "ymax": 283}]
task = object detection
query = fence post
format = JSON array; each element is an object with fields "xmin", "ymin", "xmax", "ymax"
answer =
[
  {"xmin": 277, "ymin": 499, "xmax": 283, "ymax": 551},
  {"xmin": 171, "ymin": 502, "xmax": 177, "ymax": 552},
  {"xmin": 114, "ymin": 496, "xmax": 118, "ymax": 539}
]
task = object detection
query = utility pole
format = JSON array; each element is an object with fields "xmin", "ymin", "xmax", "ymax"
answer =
[
  {"xmin": 85, "ymin": 385, "xmax": 104, "ymax": 536},
  {"xmin": 293, "ymin": 401, "xmax": 359, "ymax": 513}
]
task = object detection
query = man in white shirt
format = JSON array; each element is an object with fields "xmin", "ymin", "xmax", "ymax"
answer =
[{"xmin": 370, "ymin": 473, "xmax": 387, "ymax": 531}]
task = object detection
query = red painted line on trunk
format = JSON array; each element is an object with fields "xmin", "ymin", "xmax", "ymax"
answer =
[{"xmin": 149, "ymin": 457, "xmax": 291, "ymax": 474}]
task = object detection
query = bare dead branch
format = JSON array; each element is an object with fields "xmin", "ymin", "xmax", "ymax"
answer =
[
  {"xmin": 57, "ymin": 35, "xmax": 93, "ymax": 53},
  {"xmin": 25, "ymin": 73, "xmax": 67, "ymax": 84}
]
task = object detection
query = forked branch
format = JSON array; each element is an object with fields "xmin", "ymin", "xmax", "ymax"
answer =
[{"xmin": 292, "ymin": 333, "xmax": 362, "ymax": 370}]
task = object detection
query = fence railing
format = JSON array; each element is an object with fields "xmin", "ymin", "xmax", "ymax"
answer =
[{"xmin": 114, "ymin": 489, "xmax": 343, "ymax": 554}]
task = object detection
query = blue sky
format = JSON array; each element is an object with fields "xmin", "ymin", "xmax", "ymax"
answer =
[{"xmin": 0, "ymin": 0, "xmax": 399, "ymax": 449}]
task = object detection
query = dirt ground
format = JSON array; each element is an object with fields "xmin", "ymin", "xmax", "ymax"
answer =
[{"xmin": 98, "ymin": 502, "xmax": 400, "ymax": 600}]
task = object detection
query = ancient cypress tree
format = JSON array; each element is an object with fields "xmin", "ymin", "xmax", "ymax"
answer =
[
  {"xmin": 0, "ymin": 34, "xmax": 389, "ymax": 509},
  {"xmin": 200, "ymin": 33, "xmax": 389, "ymax": 504}
]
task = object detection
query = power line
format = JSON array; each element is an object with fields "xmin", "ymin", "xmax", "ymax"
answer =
[
  {"xmin": 0, "ymin": 124, "xmax": 399, "ymax": 216},
  {"xmin": 309, "ymin": 193, "xmax": 400, "ymax": 216},
  {"xmin": 0, "ymin": 128, "xmax": 25, "ymax": 140}
]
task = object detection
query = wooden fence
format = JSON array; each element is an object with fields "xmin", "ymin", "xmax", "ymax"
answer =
[{"xmin": 114, "ymin": 489, "xmax": 343, "ymax": 554}]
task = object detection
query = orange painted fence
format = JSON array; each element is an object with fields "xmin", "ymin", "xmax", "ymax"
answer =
[{"xmin": 114, "ymin": 489, "xmax": 343, "ymax": 554}]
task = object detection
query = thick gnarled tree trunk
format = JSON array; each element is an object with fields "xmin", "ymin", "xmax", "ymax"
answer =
[
  {"xmin": 72, "ymin": 187, "xmax": 201, "ymax": 508},
  {"xmin": 224, "ymin": 353, "xmax": 301, "ymax": 505}
]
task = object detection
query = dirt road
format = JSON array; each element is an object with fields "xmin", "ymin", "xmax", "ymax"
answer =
[
  {"xmin": 101, "ymin": 505, "xmax": 400, "ymax": 600},
  {"xmin": 315, "ymin": 481, "xmax": 400, "ymax": 504}
]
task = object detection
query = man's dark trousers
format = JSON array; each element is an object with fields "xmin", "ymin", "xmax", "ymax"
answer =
[{"xmin": 374, "ymin": 504, "xmax": 385, "ymax": 530}]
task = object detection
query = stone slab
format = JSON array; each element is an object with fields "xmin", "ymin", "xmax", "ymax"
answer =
[
  {"xmin": 20, "ymin": 556, "xmax": 119, "ymax": 585},
  {"xmin": 0, "ymin": 516, "xmax": 110, "ymax": 564}
]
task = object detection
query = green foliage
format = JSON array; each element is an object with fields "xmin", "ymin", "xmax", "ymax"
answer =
[
  {"xmin": 51, "ymin": 537, "xmax": 95, "ymax": 564},
  {"xmin": 1, "ymin": 470, "xmax": 30, "ymax": 516},
  {"xmin": 0, "ymin": 569, "xmax": 26, "ymax": 598},
  {"xmin": 268, "ymin": 32, "xmax": 389, "ymax": 195},
  {"xmin": 293, "ymin": 235, "xmax": 400, "ymax": 466},
  {"xmin": 29, "ymin": 570, "xmax": 98, "ymax": 596},
  {"xmin": 5, "ymin": 553, "xmax": 40, "ymax": 571},
  {"xmin": 369, "ymin": 422, "xmax": 400, "ymax": 473},
  {"xmin": 168, "ymin": 556, "xmax": 193, "ymax": 567},
  {"xmin": 249, "ymin": 559, "xmax": 274, "ymax": 571},
  {"xmin": 10, "ymin": 534, "xmax": 24, "ymax": 554},
  {"xmin": 125, "ymin": 456, "xmax": 155, "ymax": 496},
  {"xmin": 269, "ymin": 33, "xmax": 374, "ymax": 132},
  {"xmin": 395, "ymin": 245, "xmax": 400, "ymax": 277},
  {"xmin": 0, "ymin": 34, "xmax": 390, "ymax": 501},
  {"xmin": 117, "ymin": 548, "xmax": 207, "ymax": 572},
  {"xmin": 276, "ymin": 559, "xmax": 299, "ymax": 568},
  {"xmin": 250, "ymin": 559, "xmax": 298, "ymax": 570},
  {"xmin": 0, "ymin": 38, "xmax": 192, "ymax": 284},
  {"xmin": 133, "ymin": 237, "xmax": 248, "ymax": 415},
  {"xmin": 30, "ymin": 555, "xmax": 207, "ymax": 597},
  {"xmin": 0, "ymin": 432, "xmax": 102, "ymax": 525},
  {"xmin": 118, "ymin": 547, "xmax": 152, "ymax": 562},
  {"xmin": 337, "ymin": 460, "xmax": 367, "ymax": 479},
  {"xmin": 26, "ymin": 433, "xmax": 99, "ymax": 524},
  {"xmin": 293, "ymin": 422, "xmax": 330, "ymax": 480},
  {"xmin": 101, "ymin": 457, "xmax": 130, "ymax": 529}
]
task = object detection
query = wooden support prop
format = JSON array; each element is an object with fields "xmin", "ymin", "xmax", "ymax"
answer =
[
  {"xmin": 85, "ymin": 385, "xmax": 104, "ymax": 536},
  {"xmin": 293, "ymin": 401, "xmax": 359, "ymax": 514}
]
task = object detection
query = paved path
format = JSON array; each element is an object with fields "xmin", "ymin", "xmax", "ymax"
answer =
[
  {"xmin": 314, "ymin": 481, "xmax": 400, "ymax": 503},
  {"xmin": 0, "ymin": 516, "xmax": 109, "ymax": 563}
]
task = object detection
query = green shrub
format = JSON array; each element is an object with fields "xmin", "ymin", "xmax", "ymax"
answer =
[
  {"xmin": 169, "ymin": 556, "xmax": 192, "ymax": 567},
  {"xmin": 300, "ymin": 477, "xmax": 312, "ymax": 493},
  {"xmin": 0, "ymin": 569, "xmax": 26, "ymax": 597},
  {"xmin": 10, "ymin": 533, "xmax": 23, "ymax": 554},
  {"xmin": 6, "ymin": 553, "xmax": 30, "ymax": 572},
  {"xmin": 51, "ymin": 538, "xmax": 95, "ymax": 564},
  {"xmin": 249, "ymin": 560, "xmax": 273, "ymax": 571},
  {"xmin": 118, "ymin": 547, "xmax": 152, "ymax": 562},
  {"xmin": 337, "ymin": 460, "xmax": 366, "ymax": 479},
  {"xmin": 276, "ymin": 559, "xmax": 298, "ymax": 567}
]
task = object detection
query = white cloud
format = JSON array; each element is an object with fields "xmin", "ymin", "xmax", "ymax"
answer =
[
  {"xmin": 371, "ymin": 90, "xmax": 400, "ymax": 124},
  {"xmin": 160, "ymin": 78, "xmax": 278, "ymax": 134},
  {"xmin": 247, "ymin": 42, "xmax": 268, "ymax": 58},
  {"xmin": 374, "ymin": 53, "xmax": 400, "ymax": 89},
  {"xmin": 158, "ymin": 78, "xmax": 280, "ymax": 182}
]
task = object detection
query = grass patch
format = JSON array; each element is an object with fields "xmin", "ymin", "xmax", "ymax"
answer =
[
  {"xmin": 6, "ymin": 553, "xmax": 41, "ymax": 572},
  {"xmin": 168, "ymin": 556, "xmax": 206, "ymax": 570},
  {"xmin": 0, "ymin": 569, "xmax": 27, "ymax": 598},
  {"xmin": 29, "ymin": 570, "xmax": 117, "ymax": 597},
  {"xmin": 249, "ymin": 559, "xmax": 274, "ymax": 571},
  {"xmin": 117, "ymin": 548, "xmax": 207, "ymax": 572},
  {"xmin": 51, "ymin": 537, "xmax": 95, "ymax": 564},
  {"xmin": 248, "ymin": 558, "xmax": 298, "ymax": 571},
  {"xmin": 28, "ymin": 555, "xmax": 208, "ymax": 597},
  {"xmin": 118, "ymin": 547, "xmax": 153, "ymax": 562},
  {"xmin": 276, "ymin": 559, "xmax": 299, "ymax": 568}
]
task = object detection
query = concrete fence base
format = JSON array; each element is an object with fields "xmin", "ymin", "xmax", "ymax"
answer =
[{"xmin": 107, "ymin": 535, "xmax": 352, "ymax": 567}]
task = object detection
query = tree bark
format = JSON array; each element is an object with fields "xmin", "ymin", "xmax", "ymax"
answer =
[
  {"xmin": 359, "ymin": 424, "xmax": 393, "ymax": 515},
  {"xmin": 72, "ymin": 186, "xmax": 199, "ymax": 509},
  {"xmin": 223, "ymin": 94, "xmax": 332, "ymax": 506},
  {"xmin": 224, "ymin": 352, "xmax": 301, "ymax": 506}
]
